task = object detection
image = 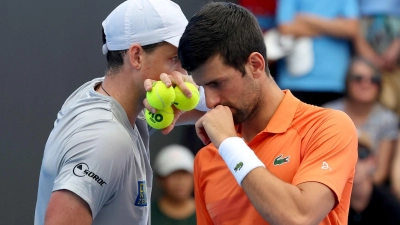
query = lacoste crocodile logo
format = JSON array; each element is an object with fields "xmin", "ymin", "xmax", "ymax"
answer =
[
  {"xmin": 274, "ymin": 154, "xmax": 290, "ymax": 166},
  {"xmin": 234, "ymin": 162, "xmax": 243, "ymax": 172}
]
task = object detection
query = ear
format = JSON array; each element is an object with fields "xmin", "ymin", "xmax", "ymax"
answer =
[
  {"xmin": 248, "ymin": 52, "xmax": 265, "ymax": 78},
  {"xmin": 127, "ymin": 44, "xmax": 143, "ymax": 70}
]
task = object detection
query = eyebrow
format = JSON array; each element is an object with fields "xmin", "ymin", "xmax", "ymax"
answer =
[
  {"xmin": 203, "ymin": 78, "xmax": 224, "ymax": 86},
  {"xmin": 168, "ymin": 52, "xmax": 178, "ymax": 57}
]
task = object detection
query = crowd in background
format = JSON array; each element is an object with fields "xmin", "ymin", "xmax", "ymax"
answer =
[
  {"xmin": 151, "ymin": 0, "xmax": 400, "ymax": 224},
  {"xmin": 241, "ymin": 0, "xmax": 400, "ymax": 223}
]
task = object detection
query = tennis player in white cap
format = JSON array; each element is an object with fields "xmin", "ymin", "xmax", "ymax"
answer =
[{"xmin": 34, "ymin": 0, "xmax": 199, "ymax": 224}]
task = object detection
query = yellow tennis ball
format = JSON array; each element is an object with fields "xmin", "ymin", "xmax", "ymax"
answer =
[
  {"xmin": 173, "ymin": 82, "xmax": 200, "ymax": 111},
  {"xmin": 145, "ymin": 106, "xmax": 174, "ymax": 129},
  {"xmin": 146, "ymin": 81, "xmax": 175, "ymax": 109}
]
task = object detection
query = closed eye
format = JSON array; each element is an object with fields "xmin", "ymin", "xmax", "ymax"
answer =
[
  {"xmin": 171, "ymin": 56, "xmax": 179, "ymax": 63},
  {"xmin": 208, "ymin": 81, "xmax": 222, "ymax": 88}
]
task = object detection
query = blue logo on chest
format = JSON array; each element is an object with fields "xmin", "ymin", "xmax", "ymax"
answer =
[{"xmin": 134, "ymin": 181, "xmax": 147, "ymax": 206}]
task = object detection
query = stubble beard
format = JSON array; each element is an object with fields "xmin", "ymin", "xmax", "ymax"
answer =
[
  {"xmin": 232, "ymin": 93, "xmax": 261, "ymax": 125},
  {"xmin": 232, "ymin": 101, "xmax": 259, "ymax": 125}
]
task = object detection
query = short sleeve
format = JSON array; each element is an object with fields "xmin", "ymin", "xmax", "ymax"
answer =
[
  {"xmin": 379, "ymin": 111, "xmax": 399, "ymax": 141},
  {"xmin": 276, "ymin": 0, "xmax": 297, "ymax": 24},
  {"xmin": 53, "ymin": 121, "xmax": 132, "ymax": 219},
  {"xmin": 340, "ymin": 0, "xmax": 359, "ymax": 19},
  {"xmin": 292, "ymin": 111, "xmax": 358, "ymax": 203}
]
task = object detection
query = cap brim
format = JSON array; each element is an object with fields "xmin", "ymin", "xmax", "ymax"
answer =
[
  {"xmin": 165, "ymin": 35, "xmax": 182, "ymax": 48},
  {"xmin": 157, "ymin": 164, "xmax": 193, "ymax": 177}
]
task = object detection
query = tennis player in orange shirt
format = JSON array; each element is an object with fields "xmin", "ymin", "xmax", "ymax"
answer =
[{"xmin": 177, "ymin": 2, "xmax": 358, "ymax": 225}]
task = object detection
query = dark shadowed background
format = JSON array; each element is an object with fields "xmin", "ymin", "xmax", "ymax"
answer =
[{"xmin": 0, "ymin": 0, "xmax": 235, "ymax": 223}]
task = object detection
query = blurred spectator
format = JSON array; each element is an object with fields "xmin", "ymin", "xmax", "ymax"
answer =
[
  {"xmin": 274, "ymin": 0, "xmax": 359, "ymax": 106},
  {"xmin": 152, "ymin": 144, "xmax": 196, "ymax": 225},
  {"xmin": 348, "ymin": 132, "xmax": 400, "ymax": 225},
  {"xmin": 391, "ymin": 123, "xmax": 400, "ymax": 201},
  {"xmin": 354, "ymin": 0, "xmax": 400, "ymax": 117},
  {"xmin": 324, "ymin": 57, "xmax": 398, "ymax": 185},
  {"xmin": 238, "ymin": 0, "xmax": 276, "ymax": 32},
  {"xmin": 239, "ymin": 0, "xmax": 279, "ymax": 78}
]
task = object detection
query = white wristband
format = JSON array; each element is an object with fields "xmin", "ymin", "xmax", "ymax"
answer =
[
  {"xmin": 195, "ymin": 86, "xmax": 210, "ymax": 112},
  {"xmin": 218, "ymin": 137, "xmax": 265, "ymax": 185}
]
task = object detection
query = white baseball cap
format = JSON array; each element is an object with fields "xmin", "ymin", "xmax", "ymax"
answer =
[
  {"xmin": 154, "ymin": 144, "xmax": 194, "ymax": 177},
  {"xmin": 102, "ymin": 0, "xmax": 188, "ymax": 54}
]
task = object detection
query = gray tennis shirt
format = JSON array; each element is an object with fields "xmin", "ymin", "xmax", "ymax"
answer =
[{"xmin": 34, "ymin": 77, "xmax": 153, "ymax": 225}]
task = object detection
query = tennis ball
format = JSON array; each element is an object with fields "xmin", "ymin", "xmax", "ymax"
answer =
[
  {"xmin": 173, "ymin": 82, "xmax": 200, "ymax": 111},
  {"xmin": 145, "ymin": 106, "xmax": 174, "ymax": 129},
  {"xmin": 146, "ymin": 81, "xmax": 175, "ymax": 109}
]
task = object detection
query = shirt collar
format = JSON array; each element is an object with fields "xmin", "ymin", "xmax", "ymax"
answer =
[{"xmin": 264, "ymin": 90, "xmax": 300, "ymax": 134}]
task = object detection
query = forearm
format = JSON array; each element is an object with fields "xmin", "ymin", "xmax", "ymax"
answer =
[
  {"xmin": 353, "ymin": 31, "xmax": 384, "ymax": 68},
  {"xmin": 300, "ymin": 16, "xmax": 358, "ymax": 39},
  {"xmin": 176, "ymin": 110, "xmax": 205, "ymax": 125},
  {"xmin": 354, "ymin": 32, "xmax": 378, "ymax": 58},
  {"xmin": 242, "ymin": 168, "xmax": 334, "ymax": 225},
  {"xmin": 278, "ymin": 23, "xmax": 320, "ymax": 37},
  {"xmin": 373, "ymin": 167, "xmax": 388, "ymax": 185}
]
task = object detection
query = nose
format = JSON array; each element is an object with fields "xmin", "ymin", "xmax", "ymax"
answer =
[{"xmin": 204, "ymin": 88, "xmax": 220, "ymax": 109}]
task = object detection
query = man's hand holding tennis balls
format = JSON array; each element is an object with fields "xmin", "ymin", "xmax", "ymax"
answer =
[{"xmin": 143, "ymin": 71, "xmax": 201, "ymax": 134}]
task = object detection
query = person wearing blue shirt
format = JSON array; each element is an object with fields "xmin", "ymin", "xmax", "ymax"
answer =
[{"xmin": 276, "ymin": 0, "xmax": 359, "ymax": 106}]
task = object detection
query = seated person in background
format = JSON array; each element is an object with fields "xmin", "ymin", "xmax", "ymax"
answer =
[
  {"xmin": 324, "ymin": 57, "xmax": 398, "ymax": 185},
  {"xmin": 348, "ymin": 132, "xmax": 400, "ymax": 225},
  {"xmin": 352, "ymin": 0, "xmax": 400, "ymax": 117},
  {"xmin": 152, "ymin": 144, "xmax": 196, "ymax": 225}
]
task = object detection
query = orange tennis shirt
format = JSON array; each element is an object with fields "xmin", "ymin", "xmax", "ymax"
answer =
[{"xmin": 194, "ymin": 90, "xmax": 358, "ymax": 225}]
